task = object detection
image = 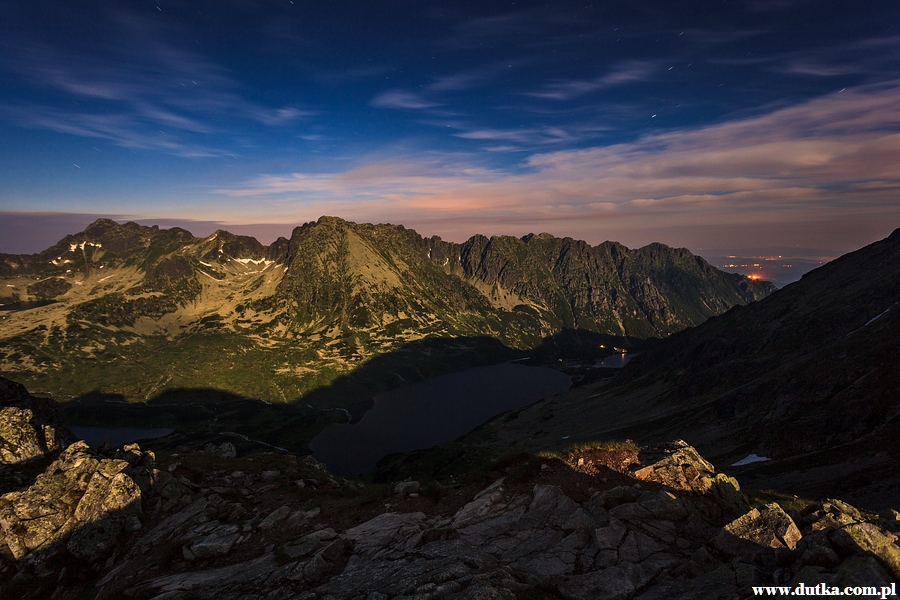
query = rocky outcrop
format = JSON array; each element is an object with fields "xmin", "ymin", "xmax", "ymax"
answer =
[
  {"xmin": 0, "ymin": 440, "xmax": 186, "ymax": 582},
  {"xmin": 0, "ymin": 377, "xmax": 73, "ymax": 465},
  {"xmin": 2, "ymin": 439, "xmax": 897, "ymax": 599},
  {"xmin": 202, "ymin": 442, "xmax": 237, "ymax": 459},
  {"xmin": 712, "ymin": 503, "xmax": 802, "ymax": 556},
  {"xmin": 634, "ymin": 440, "xmax": 750, "ymax": 516}
]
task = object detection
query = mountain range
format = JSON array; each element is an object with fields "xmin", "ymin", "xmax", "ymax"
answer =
[{"xmin": 0, "ymin": 216, "xmax": 770, "ymax": 412}]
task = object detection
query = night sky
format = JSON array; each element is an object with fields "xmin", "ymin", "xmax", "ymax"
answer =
[{"xmin": 1, "ymin": 0, "xmax": 898, "ymax": 261}]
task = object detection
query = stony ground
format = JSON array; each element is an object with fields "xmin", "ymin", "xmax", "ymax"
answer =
[{"xmin": 1, "ymin": 437, "xmax": 898, "ymax": 600}]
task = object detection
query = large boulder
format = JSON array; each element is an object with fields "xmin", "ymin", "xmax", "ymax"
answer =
[
  {"xmin": 634, "ymin": 440, "xmax": 750, "ymax": 516},
  {"xmin": 0, "ymin": 440, "xmax": 157, "ymax": 567},
  {"xmin": 712, "ymin": 502, "xmax": 802, "ymax": 557},
  {"xmin": 0, "ymin": 377, "xmax": 74, "ymax": 464}
]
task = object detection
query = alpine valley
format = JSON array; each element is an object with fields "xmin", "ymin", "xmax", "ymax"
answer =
[
  {"xmin": 0, "ymin": 216, "xmax": 771, "ymax": 451},
  {"xmin": 2, "ymin": 221, "xmax": 899, "ymax": 599}
]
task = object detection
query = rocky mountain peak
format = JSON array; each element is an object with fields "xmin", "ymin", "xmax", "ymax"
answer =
[{"xmin": 1, "ymin": 217, "xmax": 774, "ymax": 444}]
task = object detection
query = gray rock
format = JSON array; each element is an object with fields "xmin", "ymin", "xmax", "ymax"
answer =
[
  {"xmin": 526, "ymin": 484, "xmax": 597, "ymax": 531},
  {"xmin": 591, "ymin": 486, "xmax": 641, "ymax": 511},
  {"xmin": 202, "ymin": 442, "xmax": 237, "ymax": 459},
  {"xmin": 285, "ymin": 509, "xmax": 310, "ymax": 529},
  {"xmin": 829, "ymin": 522, "xmax": 900, "ymax": 579},
  {"xmin": 318, "ymin": 537, "xmax": 348, "ymax": 561},
  {"xmin": 281, "ymin": 537, "xmax": 319, "ymax": 559},
  {"xmin": 610, "ymin": 490, "xmax": 688, "ymax": 525},
  {"xmin": 188, "ymin": 524, "xmax": 240, "ymax": 559},
  {"xmin": 394, "ymin": 480, "xmax": 421, "ymax": 495},
  {"xmin": 344, "ymin": 512, "xmax": 429, "ymax": 562},
  {"xmin": 796, "ymin": 531, "xmax": 841, "ymax": 568},
  {"xmin": 67, "ymin": 470, "xmax": 144, "ymax": 561},
  {"xmin": 834, "ymin": 555, "xmax": 895, "ymax": 589},
  {"xmin": 708, "ymin": 473, "xmax": 750, "ymax": 516},
  {"xmin": 593, "ymin": 517, "xmax": 628, "ymax": 551},
  {"xmin": 125, "ymin": 552, "xmax": 280, "ymax": 598},
  {"xmin": 453, "ymin": 479, "xmax": 506, "ymax": 524},
  {"xmin": 303, "ymin": 553, "xmax": 329, "ymax": 582},
  {"xmin": 258, "ymin": 505, "xmax": 291, "ymax": 530},
  {"xmin": 622, "ymin": 528, "xmax": 668, "ymax": 564},
  {"xmin": 558, "ymin": 562, "xmax": 656, "ymax": 600},
  {"xmin": 828, "ymin": 499, "xmax": 862, "ymax": 521},
  {"xmin": 712, "ymin": 503, "xmax": 802, "ymax": 556}
]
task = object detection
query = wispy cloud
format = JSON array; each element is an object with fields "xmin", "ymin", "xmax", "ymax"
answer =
[
  {"xmin": 0, "ymin": 13, "xmax": 311, "ymax": 155},
  {"xmin": 247, "ymin": 107, "xmax": 316, "ymax": 126},
  {"xmin": 216, "ymin": 83, "xmax": 900, "ymax": 250},
  {"xmin": 439, "ymin": 12, "xmax": 537, "ymax": 51},
  {"xmin": 528, "ymin": 61, "xmax": 657, "ymax": 100},
  {"xmin": 452, "ymin": 126, "xmax": 578, "ymax": 145},
  {"xmin": 778, "ymin": 60, "xmax": 860, "ymax": 77},
  {"xmin": 370, "ymin": 91, "xmax": 439, "ymax": 110},
  {"xmin": 0, "ymin": 102, "xmax": 232, "ymax": 158},
  {"xmin": 708, "ymin": 34, "xmax": 900, "ymax": 81},
  {"xmin": 428, "ymin": 72, "xmax": 490, "ymax": 92}
]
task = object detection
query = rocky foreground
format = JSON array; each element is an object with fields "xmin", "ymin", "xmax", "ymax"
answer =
[{"xmin": 1, "ymin": 377, "xmax": 899, "ymax": 598}]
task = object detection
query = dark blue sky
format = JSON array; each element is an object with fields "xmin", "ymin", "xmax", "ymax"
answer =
[{"xmin": 1, "ymin": 0, "xmax": 899, "ymax": 255}]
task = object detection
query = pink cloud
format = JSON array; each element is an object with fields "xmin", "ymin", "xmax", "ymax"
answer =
[{"xmin": 215, "ymin": 82, "xmax": 900, "ymax": 252}]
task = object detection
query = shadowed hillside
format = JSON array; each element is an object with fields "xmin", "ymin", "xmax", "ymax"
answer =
[{"xmin": 439, "ymin": 228, "xmax": 900, "ymax": 508}]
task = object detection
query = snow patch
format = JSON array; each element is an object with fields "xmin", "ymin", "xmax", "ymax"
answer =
[
  {"xmin": 235, "ymin": 258, "xmax": 274, "ymax": 267},
  {"xmin": 69, "ymin": 241, "xmax": 102, "ymax": 252},
  {"xmin": 847, "ymin": 303, "xmax": 896, "ymax": 336},
  {"xmin": 731, "ymin": 454, "xmax": 770, "ymax": 467}
]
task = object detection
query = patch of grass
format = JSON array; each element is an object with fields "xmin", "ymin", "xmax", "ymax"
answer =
[
  {"xmin": 537, "ymin": 439, "xmax": 640, "ymax": 460},
  {"xmin": 746, "ymin": 488, "xmax": 818, "ymax": 514}
]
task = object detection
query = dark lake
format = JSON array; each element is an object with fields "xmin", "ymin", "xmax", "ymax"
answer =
[
  {"xmin": 310, "ymin": 362, "xmax": 571, "ymax": 475},
  {"xmin": 596, "ymin": 352, "xmax": 632, "ymax": 368},
  {"xmin": 67, "ymin": 426, "xmax": 174, "ymax": 449},
  {"xmin": 0, "ymin": 299, "xmax": 58, "ymax": 311}
]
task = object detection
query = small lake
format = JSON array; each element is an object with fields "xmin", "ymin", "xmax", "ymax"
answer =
[
  {"xmin": 0, "ymin": 299, "xmax": 58, "ymax": 311},
  {"xmin": 67, "ymin": 426, "xmax": 174, "ymax": 449},
  {"xmin": 310, "ymin": 362, "xmax": 571, "ymax": 475}
]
